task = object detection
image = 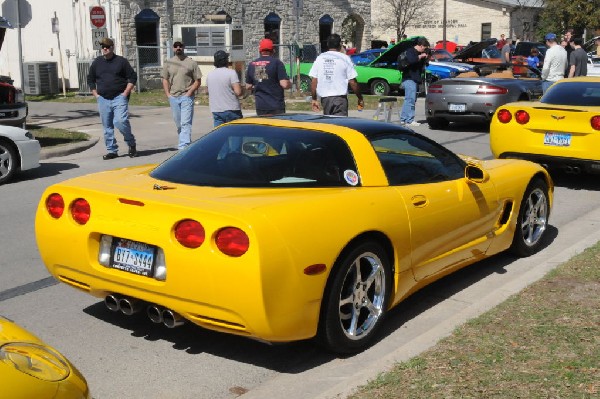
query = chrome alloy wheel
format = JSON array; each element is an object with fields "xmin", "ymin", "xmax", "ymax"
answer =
[
  {"xmin": 338, "ymin": 252, "xmax": 386, "ymax": 340},
  {"xmin": 520, "ymin": 187, "xmax": 548, "ymax": 247}
]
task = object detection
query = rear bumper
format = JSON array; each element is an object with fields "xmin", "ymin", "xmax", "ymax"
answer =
[{"xmin": 499, "ymin": 152, "xmax": 600, "ymax": 173}]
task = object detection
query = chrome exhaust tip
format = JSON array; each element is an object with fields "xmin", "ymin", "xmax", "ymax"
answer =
[
  {"xmin": 147, "ymin": 305, "xmax": 164, "ymax": 324},
  {"xmin": 119, "ymin": 297, "xmax": 144, "ymax": 315},
  {"xmin": 104, "ymin": 294, "xmax": 120, "ymax": 312},
  {"xmin": 162, "ymin": 309, "xmax": 185, "ymax": 328}
]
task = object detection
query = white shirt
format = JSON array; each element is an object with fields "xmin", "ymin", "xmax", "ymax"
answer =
[
  {"xmin": 309, "ymin": 51, "xmax": 358, "ymax": 98},
  {"xmin": 541, "ymin": 44, "xmax": 568, "ymax": 82}
]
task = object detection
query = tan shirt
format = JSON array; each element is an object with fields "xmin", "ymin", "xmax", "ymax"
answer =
[{"xmin": 161, "ymin": 56, "xmax": 202, "ymax": 96}]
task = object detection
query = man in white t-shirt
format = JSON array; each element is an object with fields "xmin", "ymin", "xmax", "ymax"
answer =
[
  {"xmin": 541, "ymin": 33, "xmax": 568, "ymax": 93},
  {"xmin": 206, "ymin": 50, "xmax": 243, "ymax": 126},
  {"xmin": 309, "ymin": 34, "xmax": 364, "ymax": 116}
]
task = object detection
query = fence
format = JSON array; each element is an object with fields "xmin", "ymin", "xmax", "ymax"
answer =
[{"xmin": 130, "ymin": 42, "xmax": 321, "ymax": 93}]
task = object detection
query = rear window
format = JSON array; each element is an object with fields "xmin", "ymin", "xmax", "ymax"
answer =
[
  {"xmin": 541, "ymin": 82, "xmax": 600, "ymax": 106},
  {"xmin": 150, "ymin": 124, "xmax": 358, "ymax": 187}
]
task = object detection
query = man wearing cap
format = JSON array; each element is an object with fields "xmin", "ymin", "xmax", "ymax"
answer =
[
  {"xmin": 309, "ymin": 33, "xmax": 364, "ymax": 117},
  {"xmin": 161, "ymin": 41, "xmax": 202, "ymax": 150},
  {"xmin": 87, "ymin": 37, "xmax": 138, "ymax": 159},
  {"xmin": 541, "ymin": 33, "xmax": 568, "ymax": 93},
  {"xmin": 245, "ymin": 38, "xmax": 291, "ymax": 115},
  {"xmin": 206, "ymin": 50, "xmax": 243, "ymax": 126}
]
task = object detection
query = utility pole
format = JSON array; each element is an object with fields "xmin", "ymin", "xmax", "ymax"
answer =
[
  {"xmin": 442, "ymin": 0, "xmax": 447, "ymax": 50},
  {"xmin": 15, "ymin": 0, "xmax": 25, "ymax": 128},
  {"xmin": 52, "ymin": 11, "xmax": 67, "ymax": 97}
]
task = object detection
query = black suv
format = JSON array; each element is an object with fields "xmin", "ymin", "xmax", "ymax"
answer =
[{"xmin": 513, "ymin": 41, "xmax": 547, "ymax": 63}]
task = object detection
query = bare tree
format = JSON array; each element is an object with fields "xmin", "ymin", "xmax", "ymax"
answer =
[{"xmin": 375, "ymin": 0, "xmax": 436, "ymax": 41}]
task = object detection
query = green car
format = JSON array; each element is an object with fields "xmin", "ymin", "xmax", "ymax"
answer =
[{"xmin": 286, "ymin": 37, "xmax": 421, "ymax": 96}]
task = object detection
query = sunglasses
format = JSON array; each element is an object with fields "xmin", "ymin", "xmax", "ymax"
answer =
[
  {"xmin": 101, "ymin": 45, "xmax": 112, "ymax": 49},
  {"xmin": 174, "ymin": 45, "xmax": 184, "ymax": 49}
]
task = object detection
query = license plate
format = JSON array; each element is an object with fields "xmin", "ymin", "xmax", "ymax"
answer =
[
  {"xmin": 544, "ymin": 132, "xmax": 571, "ymax": 147},
  {"xmin": 448, "ymin": 103, "xmax": 466, "ymax": 112},
  {"xmin": 111, "ymin": 238, "xmax": 155, "ymax": 277},
  {"xmin": 0, "ymin": 113, "xmax": 6, "ymax": 118}
]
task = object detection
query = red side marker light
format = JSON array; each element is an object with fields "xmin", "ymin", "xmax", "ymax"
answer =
[
  {"xmin": 119, "ymin": 198, "xmax": 145, "ymax": 206},
  {"xmin": 304, "ymin": 264, "xmax": 327, "ymax": 275},
  {"xmin": 46, "ymin": 193, "xmax": 65, "ymax": 218}
]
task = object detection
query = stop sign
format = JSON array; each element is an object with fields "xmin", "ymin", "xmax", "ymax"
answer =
[{"xmin": 90, "ymin": 6, "xmax": 106, "ymax": 29}]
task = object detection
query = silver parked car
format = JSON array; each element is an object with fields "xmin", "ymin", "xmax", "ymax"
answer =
[
  {"xmin": 0, "ymin": 125, "xmax": 40, "ymax": 184},
  {"xmin": 425, "ymin": 64, "xmax": 543, "ymax": 129}
]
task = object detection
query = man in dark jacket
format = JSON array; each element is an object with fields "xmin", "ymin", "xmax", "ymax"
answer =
[
  {"xmin": 399, "ymin": 37, "xmax": 430, "ymax": 126},
  {"xmin": 87, "ymin": 37, "xmax": 137, "ymax": 159}
]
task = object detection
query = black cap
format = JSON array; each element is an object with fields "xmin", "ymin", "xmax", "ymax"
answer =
[
  {"xmin": 173, "ymin": 41, "xmax": 184, "ymax": 48},
  {"xmin": 214, "ymin": 50, "xmax": 229, "ymax": 62}
]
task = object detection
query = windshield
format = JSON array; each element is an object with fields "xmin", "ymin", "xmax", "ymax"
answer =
[
  {"xmin": 431, "ymin": 49, "xmax": 454, "ymax": 62},
  {"xmin": 541, "ymin": 82, "xmax": 600, "ymax": 106},
  {"xmin": 150, "ymin": 124, "xmax": 359, "ymax": 187}
]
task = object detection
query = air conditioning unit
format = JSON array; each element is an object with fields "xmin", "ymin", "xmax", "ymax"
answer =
[
  {"xmin": 76, "ymin": 59, "xmax": 94, "ymax": 95},
  {"xmin": 23, "ymin": 62, "xmax": 59, "ymax": 95}
]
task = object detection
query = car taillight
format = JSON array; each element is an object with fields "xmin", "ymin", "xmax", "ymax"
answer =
[
  {"xmin": 429, "ymin": 84, "xmax": 443, "ymax": 93},
  {"xmin": 591, "ymin": 116, "xmax": 600, "ymax": 130},
  {"xmin": 476, "ymin": 85, "xmax": 508, "ymax": 95},
  {"xmin": 46, "ymin": 193, "xmax": 64, "ymax": 218},
  {"xmin": 174, "ymin": 219, "xmax": 205, "ymax": 248},
  {"xmin": 496, "ymin": 109, "xmax": 512, "ymax": 123},
  {"xmin": 70, "ymin": 198, "xmax": 91, "ymax": 225},
  {"xmin": 215, "ymin": 227, "xmax": 249, "ymax": 257},
  {"xmin": 515, "ymin": 110, "xmax": 530, "ymax": 124}
]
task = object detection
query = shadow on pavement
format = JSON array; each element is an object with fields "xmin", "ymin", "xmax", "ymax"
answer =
[{"xmin": 13, "ymin": 162, "xmax": 80, "ymax": 183}]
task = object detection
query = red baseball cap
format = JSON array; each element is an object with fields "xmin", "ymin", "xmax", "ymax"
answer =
[{"xmin": 259, "ymin": 38, "xmax": 274, "ymax": 52}]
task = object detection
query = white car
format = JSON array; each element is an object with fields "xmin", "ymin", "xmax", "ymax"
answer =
[
  {"xmin": 0, "ymin": 125, "xmax": 40, "ymax": 184},
  {"xmin": 587, "ymin": 56, "xmax": 600, "ymax": 77}
]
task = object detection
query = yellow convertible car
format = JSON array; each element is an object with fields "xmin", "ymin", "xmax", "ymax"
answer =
[
  {"xmin": 35, "ymin": 115, "xmax": 553, "ymax": 353},
  {"xmin": 490, "ymin": 76, "xmax": 600, "ymax": 174},
  {"xmin": 0, "ymin": 316, "xmax": 89, "ymax": 399}
]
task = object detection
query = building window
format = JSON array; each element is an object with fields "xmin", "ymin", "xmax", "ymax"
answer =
[
  {"xmin": 264, "ymin": 12, "xmax": 281, "ymax": 56},
  {"xmin": 481, "ymin": 23, "xmax": 491, "ymax": 40},
  {"xmin": 135, "ymin": 9, "xmax": 160, "ymax": 67},
  {"xmin": 177, "ymin": 25, "xmax": 230, "ymax": 57},
  {"xmin": 319, "ymin": 14, "xmax": 334, "ymax": 53}
]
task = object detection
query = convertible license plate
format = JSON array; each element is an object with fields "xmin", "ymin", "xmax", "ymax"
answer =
[
  {"xmin": 111, "ymin": 238, "xmax": 155, "ymax": 277},
  {"xmin": 448, "ymin": 103, "xmax": 466, "ymax": 112},
  {"xmin": 0, "ymin": 112, "xmax": 6, "ymax": 118},
  {"xmin": 544, "ymin": 132, "xmax": 571, "ymax": 147}
]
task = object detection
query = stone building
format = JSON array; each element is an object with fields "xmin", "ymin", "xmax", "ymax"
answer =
[
  {"xmin": 119, "ymin": 0, "xmax": 372, "ymax": 88},
  {"xmin": 371, "ymin": 0, "xmax": 543, "ymax": 46}
]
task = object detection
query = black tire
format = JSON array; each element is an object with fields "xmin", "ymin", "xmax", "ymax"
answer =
[
  {"xmin": 318, "ymin": 241, "xmax": 391, "ymax": 354},
  {"xmin": 0, "ymin": 139, "xmax": 18, "ymax": 185},
  {"xmin": 427, "ymin": 117, "xmax": 450, "ymax": 130},
  {"xmin": 370, "ymin": 79, "xmax": 390, "ymax": 96},
  {"xmin": 510, "ymin": 178, "xmax": 549, "ymax": 257}
]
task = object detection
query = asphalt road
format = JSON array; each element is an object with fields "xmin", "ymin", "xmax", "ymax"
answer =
[{"xmin": 1, "ymin": 100, "xmax": 599, "ymax": 399}]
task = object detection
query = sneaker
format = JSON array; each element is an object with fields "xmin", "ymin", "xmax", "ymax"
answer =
[
  {"xmin": 407, "ymin": 121, "xmax": 421, "ymax": 127},
  {"xmin": 128, "ymin": 145, "xmax": 137, "ymax": 158},
  {"xmin": 102, "ymin": 152, "xmax": 118, "ymax": 160}
]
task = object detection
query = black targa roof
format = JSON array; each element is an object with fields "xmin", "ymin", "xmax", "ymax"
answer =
[{"xmin": 452, "ymin": 38, "xmax": 497, "ymax": 61}]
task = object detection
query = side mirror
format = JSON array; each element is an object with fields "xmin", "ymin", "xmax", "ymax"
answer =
[{"xmin": 465, "ymin": 163, "xmax": 490, "ymax": 183}]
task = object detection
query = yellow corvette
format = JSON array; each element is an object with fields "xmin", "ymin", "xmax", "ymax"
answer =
[
  {"xmin": 35, "ymin": 115, "xmax": 553, "ymax": 353},
  {"xmin": 491, "ymin": 76, "xmax": 600, "ymax": 174},
  {"xmin": 0, "ymin": 316, "xmax": 89, "ymax": 399}
]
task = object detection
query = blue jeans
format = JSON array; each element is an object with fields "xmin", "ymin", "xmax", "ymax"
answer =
[
  {"xmin": 97, "ymin": 95, "xmax": 135, "ymax": 153},
  {"xmin": 213, "ymin": 110, "xmax": 243, "ymax": 127},
  {"xmin": 541, "ymin": 80, "xmax": 556, "ymax": 94},
  {"xmin": 400, "ymin": 80, "xmax": 418, "ymax": 124},
  {"xmin": 168, "ymin": 95, "xmax": 195, "ymax": 150}
]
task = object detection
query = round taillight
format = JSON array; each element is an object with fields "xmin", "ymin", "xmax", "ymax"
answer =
[
  {"xmin": 70, "ymin": 198, "xmax": 91, "ymax": 225},
  {"xmin": 591, "ymin": 116, "xmax": 600, "ymax": 131},
  {"xmin": 215, "ymin": 227, "xmax": 249, "ymax": 257},
  {"xmin": 515, "ymin": 110, "xmax": 530, "ymax": 124},
  {"xmin": 497, "ymin": 109, "xmax": 512, "ymax": 123},
  {"xmin": 46, "ymin": 193, "xmax": 64, "ymax": 218},
  {"xmin": 174, "ymin": 219, "xmax": 205, "ymax": 248}
]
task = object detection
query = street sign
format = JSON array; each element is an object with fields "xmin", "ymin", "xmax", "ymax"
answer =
[
  {"xmin": 90, "ymin": 6, "xmax": 106, "ymax": 29},
  {"xmin": 91, "ymin": 28, "xmax": 108, "ymax": 50}
]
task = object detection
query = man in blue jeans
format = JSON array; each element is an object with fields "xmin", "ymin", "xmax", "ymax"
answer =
[
  {"xmin": 87, "ymin": 37, "xmax": 137, "ymax": 159},
  {"xmin": 162, "ymin": 41, "xmax": 202, "ymax": 150},
  {"xmin": 399, "ymin": 37, "xmax": 430, "ymax": 126}
]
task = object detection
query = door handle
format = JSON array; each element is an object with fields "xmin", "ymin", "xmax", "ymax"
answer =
[{"xmin": 411, "ymin": 195, "xmax": 428, "ymax": 207}]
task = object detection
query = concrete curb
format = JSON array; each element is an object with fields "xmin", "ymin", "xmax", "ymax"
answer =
[{"xmin": 39, "ymin": 137, "xmax": 100, "ymax": 160}]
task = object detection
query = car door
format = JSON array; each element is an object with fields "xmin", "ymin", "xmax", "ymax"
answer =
[{"xmin": 372, "ymin": 133, "xmax": 501, "ymax": 281}]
